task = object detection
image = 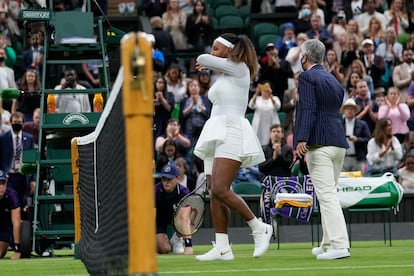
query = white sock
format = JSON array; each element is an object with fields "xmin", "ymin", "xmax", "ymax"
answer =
[
  {"xmin": 247, "ymin": 217, "xmax": 262, "ymax": 232},
  {"xmin": 215, "ymin": 233, "xmax": 230, "ymax": 249}
]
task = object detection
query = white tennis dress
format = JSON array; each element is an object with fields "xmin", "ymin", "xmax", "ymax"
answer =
[{"xmin": 194, "ymin": 54, "xmax": 265, "ymax": 169}]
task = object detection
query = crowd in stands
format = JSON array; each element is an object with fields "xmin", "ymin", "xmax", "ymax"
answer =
[
  {"xmin": 147, "ymin": 0, "xmax": 414, "ymax": 193},
  {"xmin": 0, "ymin": 1, "xmax": 413, "ymax": 192}
]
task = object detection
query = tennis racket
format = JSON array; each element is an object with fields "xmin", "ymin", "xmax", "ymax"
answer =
[{"xmin": 173, "ymin": 177, "xmax": 208, "ymax": 236}]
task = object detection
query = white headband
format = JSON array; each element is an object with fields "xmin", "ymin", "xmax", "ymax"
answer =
[{"xmin": 215, "ymin": 36, "xmax": 234, "ymax": 49}]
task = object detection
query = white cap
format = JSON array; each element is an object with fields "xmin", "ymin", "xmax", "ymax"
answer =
[{"xmin": 362, "ymin": 39, "xmax": 374, "ymax": 46}]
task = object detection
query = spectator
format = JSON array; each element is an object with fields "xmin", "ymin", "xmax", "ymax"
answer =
[
  {"xmin": 155, "ymin": 138, "xmax": 180, "ymax": 173},
  {"xmin": 258, "ymin": 46, "xmax": 293, "ymax": 105},
  {"xmin": 378, "ymin": 87, "xmax": 410, "ymax": 143},
  {"xmin": 185, "ymin": 0, "xmax": 212, "ymax": 53},
  {"xmin": 375, "ymin": 27, "xmax": 403, "ymax": 88},
  {"xmin": 162, "ymin": 0, "xmax": 187, "ymax": 50},
  {"xmin": 299, "ymin": 0, "xmax": 325, "ymax": 26},
  {"xmin": 0, "ymin": 47, "xmax": 17, "ymax": 112},
  {"xmin": 248, "ymin": 82, "xmax": 281, "ymax": 145},
  {"xmin": 348, "ymin": 59, "xmax": 375, "ymax": 97},
  {"xmin": 22, "ymin": 108, "xmax": 40, "ymax": 148},
  {"xmin": 165, "ymin": 64, "xmax": 187, "ymax": 104},
  {"xmin": 146, "ymin": 33, "xmax": 166, "ymax": 74},
  {"xmin": 258, "ymin": 124, "xmax": 293, "ymax": 177},
  {"xmin": 340, "ymin": 98, "xmax": 371, "ymax": 172},
  {"xmin": 384, "ymin": 0, "xmax": 409, "ymax": 35},
  {"xmin": 407, "ymin": 82, "xmax": 414, "ymax": 130},
  {"xmin": 366, "ymin": 117, "xmax": 403, "ymax": 176},
  {"xmin": 346, "ymin": 71, "xmax": 363, "ymax": 99},
  {"xmin": 155, "ymin": 118, "xmax": 191, "ymax": 158},
  {"xmin": 355, "ymin": 79, "xmax": 379, "ymax": 132},
  {"xmin": 327, "ymin": 9, "xmax": 348, "ymax": 41},
  {"xmin": 233, "ymin": 165, "xmax": 263, "ymax": 186},
  {"xmin": 373, "ymin": 87, "xmax": 387, "ymax": 106},
  {"xmin": 0, "ymin": 170, "xmax": 21, "ymax": 259},
  {"xmin": 197, "ymin": 70, "xmax": 211, "ymax": 96},
  {"xmin": 54, "ymin": 68, "xmax": 91, "ymax": 113},
  {"xmin": 294, "ymin": 2, "xmax": 312, "ymax": 35},
  {"xmin": 359, "ymin": 38, "xmax": 386, "ymax": 89},
  {"xmin": 179, "ymin": 79, "xmax": 211, "ymax": 146},
  {"xmin": 153, "ymin": 76, "xmax": 175, "ymax": 139},
  {"xmin": 151, "ymin": 16, "xmax": 176, "ymax": 71},
  {"xmin": 398, "ymin": 151, "xmax": 414, "ymax": 191},
  {"xmin": 281, "ymin": 72, "xmax": 299, "ymax": 133},
  {"xmin": 275, "ymin": 22, "xmax": 297, "ymax": 60},
  {"xmin": 0, "ymin": 113, "xmax": 11, "ymax": 134},
  {"xmin": 401, "ymin": 131, "xmax": 414, "ymax": 158},
  {"xmin": 21, "ymin": 31, "xmax": 43, "ymax": 77},
  {"xmin": 325, "ymin": 48, "xmax": 345, "ymax": 84},
  {"xmin": 366, "ymin": 16, "xmax": 386, "ymax": 50},
  {"xmin": 306, "ymin": 14, "xmax": 334, "ymax": 50},
  {"xmin": 12, "ymin": 68, "xmax": 41, "ymax": 122},
  {"xmin": 347, "ymin": 19, "xmax": 365, "ymax": 42},
  {"xmin": 286, "ymin": 32, "xmax": 309, "ymax": 74},
  {"xmin": 392, "ymin": 48, "xmax": 414, "ymax": 103},
  {"xmin": 174, "ymin": 157, "xmax": 196, "ymax": 191},
  {"xmin": 358, "ymin": 0, "xmax": 387, "ymax": 36},
  {"xmin": 340, "ymin": 33, "xmax": 361, "ymax": 72}
]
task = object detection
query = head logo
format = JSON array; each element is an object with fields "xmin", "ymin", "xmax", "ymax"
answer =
[{"xmin": 62, "ymin": 113, "xmax": 89, "ymax": 125}]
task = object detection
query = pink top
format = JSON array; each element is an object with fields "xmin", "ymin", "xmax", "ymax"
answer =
[{"xmin": 378, "ymin": 103, "xmax": 410, "ymax": 134}]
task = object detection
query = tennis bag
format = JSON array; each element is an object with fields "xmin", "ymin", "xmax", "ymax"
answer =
[
  {"xmin": 337, "ymin": 172, "xmax": 404, "ymax": 209},
  {"xmin": 260, "ymin": 175, "xmax": 316, "ymax": 224}
]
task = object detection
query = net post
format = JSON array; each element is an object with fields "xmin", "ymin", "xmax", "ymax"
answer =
[
  {"xmin": 121, "ymin": 32, "xmax": 157, "ymax": 275},
  {"xmin": 71, "ymin": 137, "xmax": 81, "ymax": 259}
]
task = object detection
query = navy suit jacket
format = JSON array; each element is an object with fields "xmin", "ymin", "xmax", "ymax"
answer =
[
  {"xmin": 294, "ymin": 64, "xmax": 348, "ymax": 149},
  {"xmin": 0, "ymin": 131, "xmax": 34, "ymax": 174}
]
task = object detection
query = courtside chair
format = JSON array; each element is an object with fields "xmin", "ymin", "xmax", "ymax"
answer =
[{"xmin": 214, "ymin": 5, "xmax": 239, "ymax": 20}]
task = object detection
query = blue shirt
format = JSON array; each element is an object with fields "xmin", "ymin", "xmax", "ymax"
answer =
[
  {"xmin": 155, "ymin": 182, "xmax": 190, "ymax": 227},
  {"xmin": 0, "ymin": 189, "xmax": 20, "ymax": 229}
]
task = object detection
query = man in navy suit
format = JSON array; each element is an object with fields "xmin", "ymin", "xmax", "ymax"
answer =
[
  {"xmin": 294, "ymin": 39, "xmax": 350, "ymax": 260},
  {"xmin": 0, "ymin": 112, "xmax": 35, "ymax": 217}
]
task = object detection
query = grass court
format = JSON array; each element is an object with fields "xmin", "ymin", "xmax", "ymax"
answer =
[{"xmin": 2, "ymin": 240, "xmax": 414, "ymax": 275}]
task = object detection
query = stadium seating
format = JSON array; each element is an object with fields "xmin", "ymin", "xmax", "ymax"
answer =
[
  {"xmin": 232, "ymin": 181, "xmax": 263, "ymax": 195},
  {"xmin": 217, "ymin": 15, "xmax": 245, "ymax": 34},
  {"xmin": 214, "ymin": 5, "xmax": 239, "ymax": 20},
  {"xmin": 252, "ymin": 22, "xmax": 279, "ymax": 46},
  {"xmin": 258, "ymin": 34, "xmax": 281, "ymax": 50},
  {"xmin": 207, "ymin": 0, "xmax": 233, "ymax": 9}
]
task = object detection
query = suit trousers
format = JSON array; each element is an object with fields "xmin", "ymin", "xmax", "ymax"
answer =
[{"xmin": 306, "ymin": 146, "xmax": 350, "ymax": 249}]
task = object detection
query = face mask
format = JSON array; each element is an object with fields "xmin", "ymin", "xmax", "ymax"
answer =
[
  {"xmin": 0, "ymin": 57, "xmax": 5, "ymax": 62},
  {"xmin": 12, "ymin": 123, "xmax": 22, "ymax": 132},
  {"xmin": 300, "ymin": 54, "xmax": 307, "ymax": 71},
  {"xmin": 302, "ymin": 8, "xmax": 311, "ymax": 17}
]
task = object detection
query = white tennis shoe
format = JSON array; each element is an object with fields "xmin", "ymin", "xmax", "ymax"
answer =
[
  {"xmin": 170, "ymin": 233, "xmax": 184, "ymax": 254},
  {"xmin": 195, "ymin": 242, "xmax": 234, "ymax": 261},
  {"xmin": 252, "ymin": 222, "xmax": 273, "ymax": 257},
  {"xmin": 311, "ymin": 246, "xmax": 326, "ymax": 256},
  {"xmin": 317, "ymin": 248, "xmax": 350, "ymax": 260}
]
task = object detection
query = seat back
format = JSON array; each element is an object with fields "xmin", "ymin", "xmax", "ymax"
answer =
[{"xmin": 232, "ymin": 181, "xmax": 262, "ymax": 195}]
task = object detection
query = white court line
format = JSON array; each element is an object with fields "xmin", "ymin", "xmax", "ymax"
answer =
[{"xmin": 159, "ymin": 264, "xmax": 414, "ymax": 274}]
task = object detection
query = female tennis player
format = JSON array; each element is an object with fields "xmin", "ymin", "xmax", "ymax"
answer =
[{"xmin": 193, "ymin": 33, "xmax": 273, "ymax": 261}]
